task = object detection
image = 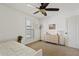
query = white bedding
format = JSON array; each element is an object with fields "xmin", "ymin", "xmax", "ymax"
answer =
[{"xmin": 0, "ymin": 41, "xmax": 42, "ymax": 56}]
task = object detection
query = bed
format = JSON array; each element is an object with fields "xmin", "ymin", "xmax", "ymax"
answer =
[{"xmin": 0, "ymin": 40, "xmax": 42, "ymax": 56}]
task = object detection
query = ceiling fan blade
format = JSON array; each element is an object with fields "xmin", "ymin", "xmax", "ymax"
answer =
[
  {"xmin": 45, "ymin": 8, "xmax": 59, "ymax": 11},
  {"xmin": 40, "ymin": 3, "xmax": 49, "ymax": 9},
  {"xmin": 41, "ymin": 3, "xmax": 44, "ymax": 6},
  {"xmin": 41, "ymin": 11, "xmax": 47, "ymax": 16},
  {"xmin": 33, "ymin": 11, "xmax": 39, "ymax": 14}
]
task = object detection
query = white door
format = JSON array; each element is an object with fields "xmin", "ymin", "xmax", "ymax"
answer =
[
  {"xmin": 22, "ymin": 16, "xmax": 40, "ymax": 45},
  {"xmin": 21, "ymin": 16, "xmax": 34, "ymax": 44},
  {"xmin": 66, "ymin": 15, "xmax": 79, "ymax": 48},
  {"xmin": 25, "ymin": 19, "xmax": 34, "ymax": 44}
]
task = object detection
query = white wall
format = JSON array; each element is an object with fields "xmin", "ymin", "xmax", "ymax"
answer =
[
  {"xmin": 40, "ymin": 16, "xmax": 66, "ymax": 41},
  {"xmin": 40, "ymin": 8, "xmax": 79, "ymax": 48},
  {"xmin": 66, "ymin": 15, "xmax": 79, "ymax": 49},
  {"xmin": 65, "ymin": 10, "xmax": 79, "ymax": 48},
  {"xmin": 0, "ymin": 5, "xmax": 25, "ymax": 41},
  {"xmin": 0, "ymin": 5, "xmax": 40, "ymax": 44}
]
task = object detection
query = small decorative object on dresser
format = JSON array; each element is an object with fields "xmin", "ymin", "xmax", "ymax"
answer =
[{"xmin": 17, "ymin": 36, "xmax": 23, "ymax": 43}]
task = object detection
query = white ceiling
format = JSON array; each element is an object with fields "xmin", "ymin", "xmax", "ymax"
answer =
[{"xmin": 2, "ymin": 3, "xmax": 79, "ymax": 19}]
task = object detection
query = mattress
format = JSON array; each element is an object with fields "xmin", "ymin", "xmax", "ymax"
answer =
[{"xmin": 0, "ymin": 41, "xmax": 36, "ymax": 56}]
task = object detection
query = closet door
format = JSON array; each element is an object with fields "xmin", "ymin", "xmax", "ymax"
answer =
[{"xmin": 66, "ymin": 16, "xmax": 79, "ymax": 48}]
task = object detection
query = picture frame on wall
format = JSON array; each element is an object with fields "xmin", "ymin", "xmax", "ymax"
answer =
[{"xmin": 49, "ymin": 24, "xmax": 56, "ymax": 30}]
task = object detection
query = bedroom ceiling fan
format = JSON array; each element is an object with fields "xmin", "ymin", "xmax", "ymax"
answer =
[{"xmin": 32, "ymin": 3, "xmax": 59, "ymax": 16}]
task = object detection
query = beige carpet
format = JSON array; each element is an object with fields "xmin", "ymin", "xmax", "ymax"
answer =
[{"xmin": 27, "ymin": 41, "xmax": 79, "ymax": 56}]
